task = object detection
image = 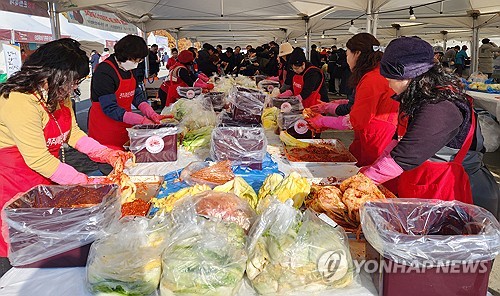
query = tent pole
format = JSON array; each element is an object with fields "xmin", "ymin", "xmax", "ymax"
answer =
[
  {"xmin": 372, "ymin": 10, "xmax": 379, "ymax": 37},
  {"xmin": 366, "ymin": 0, "xmax": 373, "ymax": 35},
  {"xmin": 470, "ymin": 12, "xmax": 480, "ymax": 73},
  {"xmin": 440, "ymin": 31, "xmax": 448, "ymax": 50},
  {"xmin": 175, "ymin": 32, "xmax": 179, "ymax": 49},
  {"xmin": 49, "ymin": 2, "xmax": 61, "ymax": 40},
  {"xmin": 305, "ymin": 19, "xmax": 310, "ymax": 60},
  {"xmin": 140, "ymin": 23, "xmax": 149, "ymax": 79},
  {"xmin": 10, "ymin": 29, "xmax": 14, "ymax": 45}
]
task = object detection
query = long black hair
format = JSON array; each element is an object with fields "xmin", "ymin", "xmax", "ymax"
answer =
[
  {"xmin": 396, "ymin": 64, "xmax": 466, "ymax": 121},
  {"xmin": 346, "ymin": 33, "xmax": 383, "ymax": 88},
  {"xmin": 0, "ymin": 38, "xmax": 89, "ymax": 112}
]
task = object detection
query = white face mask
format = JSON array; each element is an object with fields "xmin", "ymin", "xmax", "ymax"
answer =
[{"xmin": 121, "ymin": 60, "xmax": 138, "ymax": 70}]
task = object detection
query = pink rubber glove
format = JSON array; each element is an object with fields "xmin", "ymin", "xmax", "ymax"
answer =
[
  {"xmin": 194, "ymin": 78, "xmax": 210, "ymax": 89},
  {"xmin": 123, "ymin": 111, "xmax": 154, "ymax": 125},
  {"xmin": 277, "ymin": 89, "xmax": 293, "ymax": 98},
  {"xmin": 306, "ymin": 114, "xmax": 352, "ymax": 131},
  {"xmin": 49, "ymin": 162, "xmax": 89, "ymax": 185},
  {"xmin": 138, "ymin": 102, "xmax": 168, "ymax": 124},
  {"xmin": 198, "ymin": 73, "xmax": 210, "ymax": 82},
  {"xmin": 268, "ymin": 76, "xmax": 279, "ymax": 82},
  {"xmin": 360, "ymin": 146, "xmax": 403, "ymax": 185},
  {"xmin": 75, "ymin": 136, "xmax": 133, "ymax": 165}
]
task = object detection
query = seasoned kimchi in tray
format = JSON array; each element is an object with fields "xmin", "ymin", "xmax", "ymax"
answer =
[{"xmin": 284, "ymin": 139, "xmax": 357, "ymax": 165}]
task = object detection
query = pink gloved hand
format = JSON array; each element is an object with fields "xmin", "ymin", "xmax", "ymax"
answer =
[
  {"xmin": 267, "ymin": 76, "xmax": 279, "ymax": 82},
  {"xmin": 49, "ymin": 162, "xmax": 89, "ymax": 185},
  {"xmin": 360, "ymin": 148, "xmax": 403, "ymax": 185},
  {"xmin": 75, "ymin": 137, "xmax": 133, "ymax": 165},
  {"xmin": 305, "ymin": 114, "xmax": 352, "ymax": 131},
  {"xmin": 277, "ymin": 89, "xmax": 293, "ymax": 98},
  {"xmin": 198, "ymin": 73, "xmax": 210, "ymax": 82},
  {"xmin": 138, "ymin": 102, "xmax": 167, "ymax": 124},
  {"xmin": 123, "ymin": 111, "xmax": 154, "ymax": 125},
  {"xmin": 194, "ymin": 78, "xmax": 215, "ymax": 90},
  {"xmin": 310, "ymin": 100, "xmax": 349, "ymax": 115}
]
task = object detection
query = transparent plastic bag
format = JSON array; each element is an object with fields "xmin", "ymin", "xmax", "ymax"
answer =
[
  {"xmin": 170, "ymin": 191, "xmax": 257, "ymax": 232},
  {"xmin": 2, "ymin": 184, "xmax": 120, "ymax": 266},
  {"xmin": 87, "ymin": 215, "xmax": 170, "ymax": 296},
  {"xmin": 176, "ymin": 86, "xmax": 202, "ymax": 99},
  {"xmin": 278, "ymin": 112, "xmax": 307, "ymax": 130},
  {"xmin": 127, "ymin": 123, "xmax": 181, "ymax": 163},
  {"xmin": 272, "ymin": 97, "xmax": 304, "ymax": 113},
  {"xmin": 247, "ymin": 199, "xmax": 355, "ymax": 295},
  {"xmin": 257, "ymin": 80, "xmax": 280, "ymax": 93},
  {"xmin": 360, "ymin": 199, "xmax": 500, "ymax": 267},
  {"xmin": 468, "ymin": 71, "xmax": 489, "ymax": 83},
  {"xmin": 173, "ymin": 97, "xmax": 218, "ymax": 131},
  {"xmin": 160, "ymin": 193, "xmax": 250, "ymax": 296},
  {"xmin": 478, "ymin": 112, "xmax": 500, "ymax": 152},
  {"xmin": 210, "ymin": 126, "xmax": 268, "ymax": 167},
  {"xmin": 229, "ymin": 87, "xmax": 266, "ymax": 124},
  {"xmin": 204, "ymin": 91, "xmax": 227, "ymax": 111},
  {"xmin": 180, "ymin": 161, "xmax": 234, "ymax": 188}
]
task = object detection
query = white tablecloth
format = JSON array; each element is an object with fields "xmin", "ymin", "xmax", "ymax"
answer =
[
  {"xmin": 0, "ymin": 266, "xmax": 378, "ymax": 296},
  {"xmin": 467, "ymin": 90, "xmax": 500, "ymax": 119}
]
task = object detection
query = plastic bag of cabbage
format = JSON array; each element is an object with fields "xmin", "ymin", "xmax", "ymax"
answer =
[
  {"xmin": 86, "ymin": 216, "xmax": 170, "ymax": 296},
  {"xmin": 247, "ymin": 200, "xmax": 355, "ymax": 295},
  {"xmin": 159, "ymin": 192, "xmax": 254, "ymax": 296}
]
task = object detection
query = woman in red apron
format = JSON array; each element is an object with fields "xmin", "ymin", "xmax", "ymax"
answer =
[
  {"xmin": 277, "ymin": 47, "xmax": 328, "ymax": 108},
  {"xmin": 305, "ymin": 33, "xmax": 399, "ymax": 170},
  {"xmin": 0, "ymin": 39, "xmax": 130, "ymax": 265},
  {"xmin": 158, "ymin": 50, "xmax": 209, "ymax": 107},
  {"xmin": 88, "ymin": 35, "xmax": 167, "ymax": 151},
  {"xmin": 362, "ymin": 36, "xmax": 478, "ymax": 203}
]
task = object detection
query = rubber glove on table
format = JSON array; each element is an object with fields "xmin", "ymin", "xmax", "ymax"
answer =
[
  {"xmin": 305, "ymin": 114, "xmax": 352, "ymax": 132},
  {"xmin": 360, "ymin": 140, "xmax": 403, "ymax": 185},
  {"xmin": 138, "ymin": 102, "xmax": 169, "ymax": 124}
]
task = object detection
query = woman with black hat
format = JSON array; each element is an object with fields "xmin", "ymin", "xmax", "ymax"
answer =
[
  {"xmin": 361, "ymin": 36, "xmax": 499, "ymax": 215},
  {"xmin": 88, "ymin": 35, "xmax": 167, "ymax": 151},
  {"xmin": 277, "ymin": 47, "xmax": 328, "ymax": 108}
]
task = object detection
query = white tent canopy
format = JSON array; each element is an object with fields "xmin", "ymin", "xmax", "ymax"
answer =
[{"xmin": 49, "ymin": 0, "xmax": 500, "ymax": 44}]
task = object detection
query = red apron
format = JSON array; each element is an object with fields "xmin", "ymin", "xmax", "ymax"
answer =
[
  {"xmin": 397, "ymin": 100, "xmax": 475, "ymax": 203},
  {"xmin": 0, "ymin": 100, "xmax": 71, "ymax": 257},
  {"xmin": 292, "ymin": 66, "xmax": 323, "ymax": 108},
  {"xmin": 160, "ymin": 64, "xmax": 188, "ymax": 107},
  {"xmin": 88, "ymin": 59, "xmax": 136, "ymax": 150}
]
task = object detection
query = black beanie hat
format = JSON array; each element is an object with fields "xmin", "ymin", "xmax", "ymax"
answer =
[
  {"xmin": 288, "ymin": 47, "xmax": 306, "ymax": 65},
  {"xmin": 380, "ymin": 36, "xmax": 434, "ymax": 80}
]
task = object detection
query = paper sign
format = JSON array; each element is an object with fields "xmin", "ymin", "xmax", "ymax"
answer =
[{"xmin": 2, "ymin": 43, "xmax": 21, "ymax": 77}]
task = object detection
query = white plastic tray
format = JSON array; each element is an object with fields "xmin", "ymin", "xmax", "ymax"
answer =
[{"xmin": 284, "ymin": 139, "xmax": 357, "ymax": 166}]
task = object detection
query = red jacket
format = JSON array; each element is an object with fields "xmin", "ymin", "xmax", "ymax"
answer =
[{"xmin": 350, "ymin": 67, "xmax": 398, "ymax": 130}]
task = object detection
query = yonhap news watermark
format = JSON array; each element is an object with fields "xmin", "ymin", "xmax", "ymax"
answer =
[{"xmin": 317, "ymin": 251, "xmax": 490, "ymax": 280}]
